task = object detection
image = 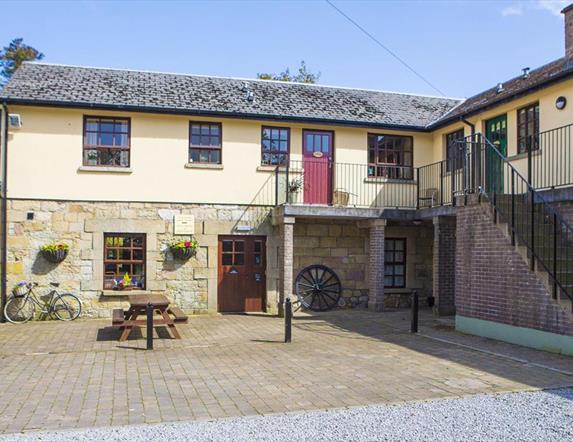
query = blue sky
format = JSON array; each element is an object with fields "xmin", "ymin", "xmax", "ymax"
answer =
[{"xmin": 0, "ymin": 0, "xmax": 568, "ymax": 98}]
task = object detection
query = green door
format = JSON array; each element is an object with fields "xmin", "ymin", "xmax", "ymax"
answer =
[{"xmin": 485, "ymin": 114, "xmax": 507, "ymax": 193}]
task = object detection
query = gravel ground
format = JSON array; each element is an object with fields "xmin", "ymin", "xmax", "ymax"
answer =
[{"xmin": 2, "ymin": 388, "xmax": 573, "ymax": 442}]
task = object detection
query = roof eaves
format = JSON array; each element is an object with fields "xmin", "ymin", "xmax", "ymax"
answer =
[
  {"xmin": 1, "ymin": 98, "xmax": 431, "ymax": 132},
  {"xmin": 427, "ymin": 65, "xmax": 573, "ymax": 130}
]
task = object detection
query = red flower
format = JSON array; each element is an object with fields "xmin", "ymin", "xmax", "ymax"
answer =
[{"xmin": 184, "ymin": 240, "xmax": 191, "ymax": 248}]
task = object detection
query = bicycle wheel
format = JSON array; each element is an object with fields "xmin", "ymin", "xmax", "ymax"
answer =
[
  {"xmin": 52, "ymin": 294, "xmax": 82, "ymax": 321},
  {"xmin": 4, "ymin": 296, "xmax": 35, "ymax": 323}
]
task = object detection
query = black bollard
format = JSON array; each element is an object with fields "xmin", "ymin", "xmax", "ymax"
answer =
[
  {"xmin": 410, "ymin": 290, "xmax": 419, "ymax": 333},
  {"xmin": 146, "ymin": 302, "xmax": 153, "ymax": 350},
  {"xmin": 285, "ymin": 297, "xmax": 292, "ymax": 343}
]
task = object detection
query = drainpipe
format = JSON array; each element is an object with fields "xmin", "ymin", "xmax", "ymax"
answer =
[{"xmin": 1, "ymin": 103, "xmax": 8, "ymax": 322}]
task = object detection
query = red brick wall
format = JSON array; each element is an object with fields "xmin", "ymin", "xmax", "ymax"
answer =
[
  {"xmin": 433, "ymin": 216, "xmax": 456, "ymax": 315},
  {"xmin": 456, "ymin": 201, "xmax": 573, "ymax": 336}
]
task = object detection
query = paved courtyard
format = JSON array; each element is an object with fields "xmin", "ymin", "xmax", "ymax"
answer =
[{"xmin": 0, "ymin": 308, "xmax": 572, "ymax": 435}]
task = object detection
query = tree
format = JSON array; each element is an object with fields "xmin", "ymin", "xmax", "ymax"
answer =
[
  {"xmin": 257, "ymin": 61, "xmax": 320, "ymax": 84},
  {"xmin": 0, "ymin": 38, "xmax": 44, "ymax": 84}
]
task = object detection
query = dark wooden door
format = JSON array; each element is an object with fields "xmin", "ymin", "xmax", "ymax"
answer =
[
  {"xmin": 303, "ymin": 130, "xmax": 333, "ymax": 204},
  {"xmin": 218, "ymin": 236, "xmax": 266, "ymax": 313}
]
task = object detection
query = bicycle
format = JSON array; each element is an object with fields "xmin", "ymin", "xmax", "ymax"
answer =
[{"xmin": 4, "ymin": 282, "xmax": 82, "ymax": 323}]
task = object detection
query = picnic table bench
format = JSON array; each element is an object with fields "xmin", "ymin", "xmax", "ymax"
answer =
[{"xmin": 111, "ymin": 294, "xmax": 188, "ymax": 341}]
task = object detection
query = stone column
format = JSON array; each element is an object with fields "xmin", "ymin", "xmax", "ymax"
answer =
[
  {"xmin": 368, "ymin": 219, "xmax": 386, "ymax": 312},
  {"xmin": 278, "ymin": 216, "xmax": 295, "ymax": 317},
  {"xmin": 432, "ymin": 215, "xmax": 456, "ymax": 316}
]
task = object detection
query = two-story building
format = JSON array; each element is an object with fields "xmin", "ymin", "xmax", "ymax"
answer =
[{"xmin": 2, "ymin": 4, "xmax": 573, "ymax": 355}]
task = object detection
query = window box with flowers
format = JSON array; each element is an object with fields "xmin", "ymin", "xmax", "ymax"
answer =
[
  {"xmin": 40, "ymin": 243, "xmax": 69, "ymax": 263},
  {"xmin": 169, "ymin": 239, "xmax": 199, "ymax": 260}
]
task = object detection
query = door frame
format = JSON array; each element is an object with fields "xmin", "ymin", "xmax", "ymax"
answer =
[
  {"xmin": 302, "ymin": 129, "xmax": 335, "ymax": 205},
  {"xmin": 217, "ymin": 235, "xmax": 267, "ymax": 313},
  {"xmin": 484, "ymin": 114, "xmax": 508, "ymax": 194}
]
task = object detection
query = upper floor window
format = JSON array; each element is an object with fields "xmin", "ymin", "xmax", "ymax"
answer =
[
  {"xmin": 445, "ymin": 129, "xmax": 465, "ymax": 172},
  {"xmin": 83, "ymin": 117, "xmax": 130, "ymax": 167},
  {"xmin": 367, "ymin": 134, "xmax": 413, "ymax": 180},
  {"xmin": 189, "ymin": 122, "xmax": 222, "ymax": 164},
  {"xmin": 517, "ymin": 103, "xmax": 539, "ymax": 154},
  {"xmin": 261, "ymin": 126, "xmax": 290, "ymax": 166}
]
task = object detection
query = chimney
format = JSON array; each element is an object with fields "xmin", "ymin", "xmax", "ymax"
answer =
[{"xmin": 562, "ymin": 4, "xmax": 573, "ymax": 64}]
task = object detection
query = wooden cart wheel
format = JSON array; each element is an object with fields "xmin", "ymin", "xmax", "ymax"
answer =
[{"xmin": 295, "ymin": 265, "xmax": 341, "ymax": 312}]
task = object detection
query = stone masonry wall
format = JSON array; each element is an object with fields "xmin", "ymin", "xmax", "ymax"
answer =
[
  {"xmin": 292, "ymin": 220, "xmax": 433, "ymax": 309},
  {"xmin": 456, "ymin": 199, "xmax": 573, "ymax": 336},
  {"xmin": 293, "ymin": 220, "xmax": 369, "ymax": 308},
  {"xmin": 7, "ymin": 199, "xmax": 278, "ymax": 318}
]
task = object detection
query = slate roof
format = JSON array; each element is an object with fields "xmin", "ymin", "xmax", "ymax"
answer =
[
  {"xmin": 0, "ymin": 63, "xmax": 461, "ymax": 130},
  {"xmin": 429, "ymin": 57, "xmax": 573, "ymax": 128}
]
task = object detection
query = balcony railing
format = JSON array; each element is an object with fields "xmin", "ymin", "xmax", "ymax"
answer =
[
  {"xmin": 274, "ymin": 159, "xmax": 418, "ymax": 209},
  {"xmin": 528, "ymin": 124, "xmax": 573, "ymax": 190},
  {"xmin": 265, "ymin": 123, "xmax": 573, "ymax": 211}
]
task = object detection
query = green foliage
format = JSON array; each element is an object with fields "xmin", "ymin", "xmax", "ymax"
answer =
[
  {"xmin": 169, "ymin": 238, "xmax": 199, "ymax": 250},
  {"xmin": 40, "ymin": 243, "xmax": 69, "ymax": 253},
  {"xmin": 257, "ymin": 61, "xmax": 320, "ymax": 84},
  {"xmin": 0, "ymin": 38, "xmax": 44, "ymax": 84}
]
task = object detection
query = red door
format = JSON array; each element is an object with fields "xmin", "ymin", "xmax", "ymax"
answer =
[
  {"xmin": 218, "ymin": 236, "xmax": 266, "ymax": 313},
  {"xmin": 303, "ymin": 130, "xmax": 333, "ymax": 204}
]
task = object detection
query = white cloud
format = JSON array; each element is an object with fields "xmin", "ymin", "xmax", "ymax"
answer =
[
  {"xmin": 536, "ymin": 0, "xmax": 568, "ymax": 16},
  {"xmin": 501, "ymin": 5, "xmax": 524, "ymax": 16}
]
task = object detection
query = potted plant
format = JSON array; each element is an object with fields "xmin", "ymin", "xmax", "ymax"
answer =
[
  {"xmin": 40, "ymin": 243, "xmax": 69, "ymax": 263},
  {"xmin": 287, "ymin": 176, "xmax": 303, "ymax": 203},
  {"xmin": 113, "ymin": 272, "xmax": 133, "ymax": 291},
  {"xmin": 169, "ymin": 238, "xmax": 198, "ymax": 260}
]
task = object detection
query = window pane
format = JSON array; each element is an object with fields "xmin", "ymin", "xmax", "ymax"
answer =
[
  {"xmin": 210, "ymin": 150, "xmax": 221, "ymax": 164},
  {"xmin": 280, "ymin": 129, "xmax": 288, "ymax": 141},
  {"xmin": 384, "ymin": 276, "xmax": 393, "ymax": 286},
  {"xmin": 254, "ymin": 241, "xmax": 262, "ymax": 253},
  {"xmin": 100, "ymin": 121, "xmax": 114, "ymax": 132},
  {"xmin": 235, "ymin": 241, "xmax": 244, "ymax": 252},
  {"xmin": 201, "ymin": 125, "xmax": 210, "ymax": 135},
  {"xmin": 394, "ymin": 240, "xmax": 404, "ymax": 251},
  {"xmin": 86, "ymin": 119, "xmax": 99, "ymax": 131},
  {"xmin": 100, "ymin": 133, "xmax": 113, "ymax": 146},
  {"xmin": 85, "ymin": 132, "xmax": 98, "ymax": 146},
  {"xmin": 234, "ymin": 254, "xmax": 245, "ymax": 265},
  {"xmin": 222, "ymin": 254, "xmax": 232, "ymax": 265},
  {"xmin": 223, "ymin": 241, "xmax": 233, "ymax": 252},
  {"xmin": 394, "ymin": 277, "xmax": 404, "ymax": 287},
  {"xmin": 190, "ymin": 150, "xmax": 200, "ymax": 162},
  {"xmin": 191, "ymin": 135, "xmax": 201, "ymax": 146},
  {"xmin": 211, "ymin": 125, "xmax": 220, "ymax": 135}
]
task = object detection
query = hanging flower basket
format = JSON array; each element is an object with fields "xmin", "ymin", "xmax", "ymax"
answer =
[
  {"xmin": 40, "ymin": 243, "xmax": 69, "ymax": 263},
  {"xmin": 169, "ymin": 239, "xmax": 198, "ymax": 260}
]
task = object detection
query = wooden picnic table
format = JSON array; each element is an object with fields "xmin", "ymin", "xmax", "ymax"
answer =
[{"xmin": 112, "ymin": 294, "xmax": 187, "ymax": 341}]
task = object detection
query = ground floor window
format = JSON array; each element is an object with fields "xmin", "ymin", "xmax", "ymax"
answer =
[
  {"xmin": 104, "ymin": 233, "xmax": 146, "ymax": 289},
  {"xmin": 384, "ymin": 238, "xmax": 406, "ymax": 288}
]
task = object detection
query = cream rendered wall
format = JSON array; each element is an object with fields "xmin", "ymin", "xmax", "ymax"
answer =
[
  {"xmin": 430, "ymin": 78, "xmax": 573, "ymax": 170},
  {"xmin": 6, "ymin": 106, "xmax": 432, "ymax": 204}
]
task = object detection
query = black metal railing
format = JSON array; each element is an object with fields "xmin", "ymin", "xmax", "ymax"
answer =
[
  {"xmin": 275, "ymin": 159, "xmax": 418, "ymax": 209},
  {"xmin": 457, "ymin": 134, "xmax": 573, "ymax": 310},
  {"xmin": 528, "ymin": 124, "xmax": 573, "ymax": 190}
]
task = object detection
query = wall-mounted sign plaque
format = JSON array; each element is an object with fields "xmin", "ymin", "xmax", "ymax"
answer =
[{"xmin": 174, "ymin": 215, "xmax": 195, "ymax": 235}]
